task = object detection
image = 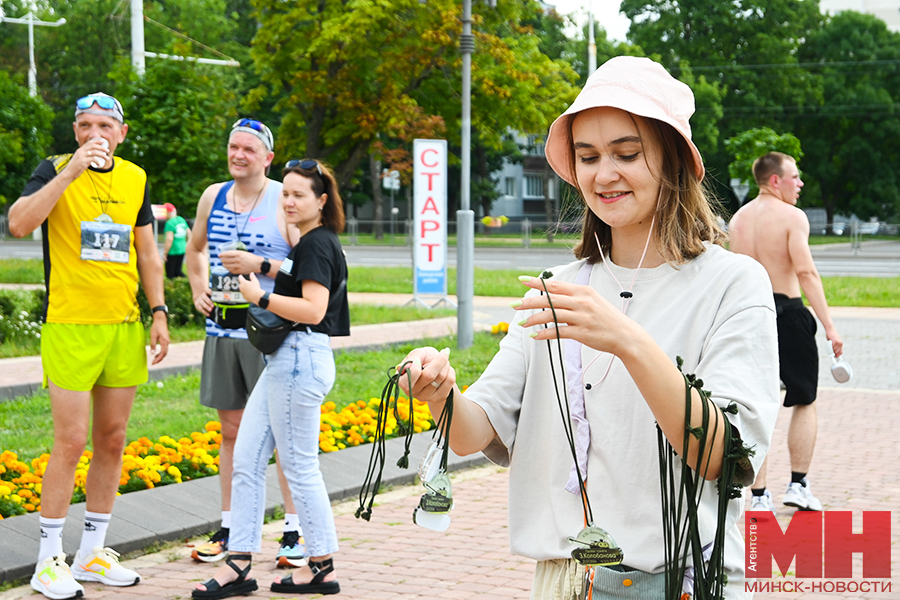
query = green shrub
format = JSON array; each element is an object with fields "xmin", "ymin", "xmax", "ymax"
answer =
[
  {"xmin": 0, "ymin": 289, "xmax": 43, "ymax": 345},
  {"xmin": 136, "ymin": 278, "xmax": 205, "ymax": 328}
]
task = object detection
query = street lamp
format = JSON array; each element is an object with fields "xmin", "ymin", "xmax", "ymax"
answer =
[
  {"xmin": 457, "ymin": 0, "xmax": 476, "ymax": 349},
  {"xmin": 0, "ymin": 12, "xmax": 67, "ymax": 97}
]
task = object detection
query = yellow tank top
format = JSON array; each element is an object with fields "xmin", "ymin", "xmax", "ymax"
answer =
[{"xmin": 42, "ymin": 155, "xmax": 150, "ymax": 324}]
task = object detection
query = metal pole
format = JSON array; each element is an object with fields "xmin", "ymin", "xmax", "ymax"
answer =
[
  {"xmin": 587, "ymin": 1, "xmax": 596, "ymax": 75},
  {"xmin": 27, "ymin": 13, "xmax": 36, "ymax": 97},
  {"xmin": 0, "ymin": 12, "xmax": 66, "ymax": 97},
  {"xmin": 131, "ymin": 0, "xmax": 145, "ymax": 76},
  {"xmin": 457, "ymin": 0, "xmax": 475, "ymax": 349}
]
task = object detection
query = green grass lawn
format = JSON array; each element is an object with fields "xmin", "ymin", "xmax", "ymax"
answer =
[
  {"xmin": 0, "ymin": 332, "xmax": 503, "ymax": 463},
  {"xmin": 2, "ymin": 259, "xmax": 900, "ymax": 306}
]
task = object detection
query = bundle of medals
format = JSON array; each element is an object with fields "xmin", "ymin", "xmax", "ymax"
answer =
[
  {"xmin": 538, "ymin": 271, "xmax": 750, "ymax": 600},
  {"xmin": 355, "ymin": 362, "xmax": 455, "ymax": 531}
]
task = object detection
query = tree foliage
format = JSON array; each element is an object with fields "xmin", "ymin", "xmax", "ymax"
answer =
[
  {"xmin": 724, "ymin": 127, "xmax": 802, "ymax": 200},
  {"xmin": 249, "ymin": 0, "xmax": 579, "ymax": 194},
  {"xmin": 795, "ymin": 11, "xmax": 900, "ymax": 222},
  {"xmin": 110, "ymin": 58, "xmax": 238, "ymax": 214},
  {"xmin": 0, "ymin": 70, "xmax": 54, "ymax": 212}
]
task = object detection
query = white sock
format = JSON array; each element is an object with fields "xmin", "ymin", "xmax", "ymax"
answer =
[
  {"xmin": 283, "ymin": 513, "xmax": 300, "ymax": 533},
  {"xmin": 78, "ymin": 511, "xmax": 110, "ymax": 557},
  {"xmin": 221, "ymin": 511, "xmax": 232, "ymax": 530},
  {"xmin": 38, "ymin": 517, "xmax": 66, "ymax": 564}
]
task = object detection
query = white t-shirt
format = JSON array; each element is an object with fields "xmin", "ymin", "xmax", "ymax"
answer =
[{"xmin": 465, "ymin": 244, "xmax": 780, "ymax": 591}]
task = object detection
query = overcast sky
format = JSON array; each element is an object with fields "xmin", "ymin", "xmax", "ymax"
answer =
[{"xmin": 549, "ymin": 0, "xmax": 631, "ymax": 42}]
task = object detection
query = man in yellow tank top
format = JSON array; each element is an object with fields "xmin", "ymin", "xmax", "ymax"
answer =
[{"xmin": 9, "ymin": 92, "xmax": 170, "ymax": 600}]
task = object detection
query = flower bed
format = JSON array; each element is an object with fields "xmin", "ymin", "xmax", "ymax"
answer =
[{"xmin": 0, "ymin": 397, "xmax": 434, "ymax": 519}]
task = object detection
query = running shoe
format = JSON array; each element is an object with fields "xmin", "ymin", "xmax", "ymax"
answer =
[
  {"xmin": 192, "ymin": 527, "xmax": 229, "ymax": 562},
  {"xmin": 31, "ymin": 554, "xmax": 85, "ymax": 600},
  {"xmin": 276, "ymin": 530, "xmax": 307, "ymax": 568},
  {"xmin": 71, "ymin": 547, "xmax": 141, "ymax": 586},
  {"xmin": 783, "ymin": 480, "xmax": 823, "ymax": 511},
  {"xmin": 749, "ymin": 489, "xmax": 777, "ymax": 515}
]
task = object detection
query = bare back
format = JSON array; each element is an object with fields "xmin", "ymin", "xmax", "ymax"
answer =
[{"xmin": 729, "ymin": 196, "xmax": 810, "ymax": 298}]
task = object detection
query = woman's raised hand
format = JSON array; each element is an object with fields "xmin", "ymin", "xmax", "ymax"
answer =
[
  {"xmin": 513, "ymin": 275, "xmax": 642, "ymax": 358},
  {"xmin": 396, "ymin": 346, "xmax": 455, "ymax": 405}
]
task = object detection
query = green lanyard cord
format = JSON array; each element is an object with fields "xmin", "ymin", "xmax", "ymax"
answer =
[
  {"xmin": 658, "ymin": 357, "xmax": 754, "ymax": 599},
  {"xmin": 538, "ymin": 272, "xmax": 594, "ymax": 527},
  {"xmin": 356, "ymin": 362, "xmax": 454, "ymax": 521}
]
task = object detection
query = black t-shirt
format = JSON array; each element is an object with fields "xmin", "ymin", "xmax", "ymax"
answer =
[{"xmin": 274, "ymin": 226, "xmax": 350, "ymax": 337}]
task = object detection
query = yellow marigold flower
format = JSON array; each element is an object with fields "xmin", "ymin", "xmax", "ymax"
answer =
[
  {"xmin": 167, "ymin": 466, "xmax": 181, "ymax": 478},
  {"xmin": 205, "ymin": 421, "xmax": 221, "ymax": 432}
]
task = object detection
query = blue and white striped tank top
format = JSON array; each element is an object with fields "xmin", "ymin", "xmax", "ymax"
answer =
[{"xmin": 206, "ymin": 179, "xmax": 293, "ymax": 338}]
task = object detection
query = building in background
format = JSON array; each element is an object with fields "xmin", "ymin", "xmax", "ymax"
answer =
[{"xmin": 491, "ymin": 132, "xmax": 560, "ymax": 222}]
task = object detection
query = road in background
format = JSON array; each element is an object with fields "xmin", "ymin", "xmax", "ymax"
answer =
[{"xmin": 3, "ymin": 239, "xmax": 900, "ymax": 275}]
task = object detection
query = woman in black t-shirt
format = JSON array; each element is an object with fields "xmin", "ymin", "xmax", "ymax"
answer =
[{"xmin": 193, "ymin": 160, "xmax": 348, "ymax": 599}]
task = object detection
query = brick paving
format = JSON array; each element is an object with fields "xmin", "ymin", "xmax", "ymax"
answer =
[{"xmin": 2, "ymin": 297, "xmax": 899, "ymax": 599}]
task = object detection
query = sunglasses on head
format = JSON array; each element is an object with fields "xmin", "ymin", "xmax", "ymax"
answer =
[
  {"xmin": 232, "ymin": 118, "xmax": 267, "ymax": 132},
  {"xmin": 76, "ymin": 96, "xmax": 119, "ymax": 111},
  {"xmin": 286, "ymin": 159, "xmax": 323, "ymax": 176}
]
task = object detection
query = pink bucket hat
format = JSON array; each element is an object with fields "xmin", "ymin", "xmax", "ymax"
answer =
[{"xmin": 545, "ymin": 56, "xmax": 704, "ymax": 185}]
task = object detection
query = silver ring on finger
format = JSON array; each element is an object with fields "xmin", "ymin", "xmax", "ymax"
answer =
[
  {"xmin": 88, "ymin": 151, "xmax": 92, "ymax": 156},
  {"xmin": 431, "ymin": 380, "xmax": 441, "ymax": 389}
]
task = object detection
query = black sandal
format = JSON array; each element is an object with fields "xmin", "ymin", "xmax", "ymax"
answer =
[
  {"xmin": 192, "ymin": 553, "xmax": 258, "ymax": 599},
  {"xmin": 270, "ymin": 557, "xmax": 340, "ymax": 595}
]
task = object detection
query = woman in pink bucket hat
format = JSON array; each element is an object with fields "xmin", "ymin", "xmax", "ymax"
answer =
[{"xmin": 398, "ymin": 56, "xmax": 779, "ymax": 599}]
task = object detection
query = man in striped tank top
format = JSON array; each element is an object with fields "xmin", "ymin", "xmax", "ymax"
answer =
[{"xmin": 185, "ymin": 119, "xmax": 305, "ymax": 567}]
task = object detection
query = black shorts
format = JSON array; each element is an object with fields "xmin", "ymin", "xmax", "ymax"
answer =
[{"xmin": 775, "ymin": 294, "xmax": 818, "ymax": 407}]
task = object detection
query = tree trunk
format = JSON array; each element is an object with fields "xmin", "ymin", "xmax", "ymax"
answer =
[{"xmin": 369, "ymin": 153, "xmax": 384, "ymax": 240}]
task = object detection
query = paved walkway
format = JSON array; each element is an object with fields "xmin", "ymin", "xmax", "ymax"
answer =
[{"xmin": 1, "ymin": 296, "xmax": 899, "ymax": 598}]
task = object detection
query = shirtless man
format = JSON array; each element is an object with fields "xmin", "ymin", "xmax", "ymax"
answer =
[{"xmin": 729, "ymin": 151, "xmax": 843, "ymax": 513}]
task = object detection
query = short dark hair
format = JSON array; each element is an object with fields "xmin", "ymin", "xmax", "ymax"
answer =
[
  {"xmin": 282, "ymin": 160, "xmax": 345, "ymax": 234},
  {"xmin": 753, "ymin": 152, "xmax": 794, "ymax": 187}
]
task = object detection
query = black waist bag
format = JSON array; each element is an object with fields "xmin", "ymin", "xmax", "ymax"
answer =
[{"xmin": 246, "ymin": 305, "xmax": 294, "ymax": 354}]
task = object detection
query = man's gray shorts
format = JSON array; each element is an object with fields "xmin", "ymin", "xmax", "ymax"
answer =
[{"xmin": 200, "ymin": 336, "xmax": 265, "ymax": 411}]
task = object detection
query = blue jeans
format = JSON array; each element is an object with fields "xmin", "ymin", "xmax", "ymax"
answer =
[{"xmin": 229, "ymin": 330, "xmax": 339, "ymax": 556}]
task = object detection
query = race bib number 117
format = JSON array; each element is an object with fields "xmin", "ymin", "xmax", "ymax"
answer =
[{"xmin": 80, "ymin": 221, "xmax": 131, "ymax": 264}]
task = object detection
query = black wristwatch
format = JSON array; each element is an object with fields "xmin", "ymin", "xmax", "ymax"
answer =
[
  {"xmin": 258, "ymin": 292, "xmax": 271, "ymax": 309},
  {"xmin": 151, "ymin": 305, "xmax": 169, "ymax": 318},
  {"xmin": 260, "ymin": 258, "xmax": 272, "ymax": 274}
]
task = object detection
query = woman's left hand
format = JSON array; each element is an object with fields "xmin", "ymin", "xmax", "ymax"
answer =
[
  {"xmin": 238, "ymin": 272, "xmax": 264, "ymax": 305},
  {"xmin": 514, "ymin": 275, "xmax": 642, "ymax": 357}
]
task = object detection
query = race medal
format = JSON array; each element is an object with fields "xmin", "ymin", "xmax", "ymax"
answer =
[
  {"xmin": 414, "ymin": 472, "xmax": 453, "ymax": 531},
  {"xmin": 417, "ymin": 439, "xmax": 444, "ymax": 483},
  {"xmin": 219, "ymin": 239, "xmax": 247, "ymax": 253},
  {"xmin": 568, "ymin": 525, "xmax": 624, "ymax": 567},
  {"xmin": 210, "ymin": 266, "xmax": 247, "ymax": 304},
  {"xmin": 80, "ymin": 221, "xmax": 131, "ymax": 263}
]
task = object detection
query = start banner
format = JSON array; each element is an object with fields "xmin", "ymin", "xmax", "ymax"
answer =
[{"xmin": 413, "ymin": 139, "xmax": 448, "ymax": 296}]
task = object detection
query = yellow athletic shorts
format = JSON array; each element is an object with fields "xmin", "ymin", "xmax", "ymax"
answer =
[{"xmin": 41, "ymin": 322, "xmax": 148, "ymax": 391}]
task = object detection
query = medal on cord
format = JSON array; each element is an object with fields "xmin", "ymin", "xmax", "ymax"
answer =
[
  {"xmin": 536, "ymin": 271, "xmax": 624, "ymax": 573},
  {"xmin": 355, "ymin": 361, "xmax": 455, "ymax": 531}
]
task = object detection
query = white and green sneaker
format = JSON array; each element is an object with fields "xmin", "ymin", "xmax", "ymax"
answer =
[
  {"xmin": 31, "ymin": 554, "xmax": 84, "ymax": 600},
  {"xmin": 276, "ymin": 530, "xmax": 307, "ymax": 568},
  {"xmin": 71, "ymin": 547, "xmax": 141, "ymax": 587}
]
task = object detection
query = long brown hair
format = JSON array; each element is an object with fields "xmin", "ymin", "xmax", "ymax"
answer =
[
  {"xmin": 567, "ymin": 114, "xmax": 726, "ymax": 264},
  {"xmin": 282, "ymin": 160, "xmax": 346, "ymax": 234}
]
